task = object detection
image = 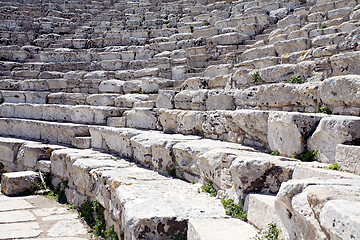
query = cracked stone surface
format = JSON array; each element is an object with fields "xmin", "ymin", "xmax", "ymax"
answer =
[{"xmin": 0, "ymin": 193, "xmax": 90, "ymax": 240}]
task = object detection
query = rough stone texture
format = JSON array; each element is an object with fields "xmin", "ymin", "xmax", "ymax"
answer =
[
  {"xmin": 244, "ymin": 194, "xmax": 281, "ymax": 231},
  {"xmin": 335, "ymin": 144, "xmax": 360, "ymax": 175},
  {"xmin": 187, "ymin": 218, "xmax": 257, "ymax": 240},
  {"xmin": 268, "ymin": 112, "xmax": 323, "ymax": 156},
  {"xmin": 1, "ymin": 171, "xmax": 40, "ymax": 196},
  {"xmin": 275, "ymin": 179, "xmax": 360, "ymax": 240},
  {"xmin": 308, "ymin": 116, "xmax": 360, "ymax": 163}
]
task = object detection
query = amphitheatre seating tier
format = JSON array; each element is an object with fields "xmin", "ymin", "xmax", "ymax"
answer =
[{"xmin": 0, "ymin": 0, "xmax": 359, "ymax": 239}]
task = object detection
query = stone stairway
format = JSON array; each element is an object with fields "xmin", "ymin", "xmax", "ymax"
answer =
[{"xmin": 0, "ymin": 0, "xmax": 359, "ymax": 239}]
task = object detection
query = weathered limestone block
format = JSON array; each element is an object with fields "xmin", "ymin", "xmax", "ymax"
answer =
[
  {"xmin": 157, "ymin": 109, "xmax": 181, "ymax": 133},
  {"xmin": 0, "ymin": 137, "xmax": 24, "ymax": 171},
  {"xmin": 312, "ymin": 33, "xmax": 347, "ymax": 47},
  {"xmin": 197, "ymin": 148, "xmax": 251, "ymax": 198},
  {"xmin": 70, "ymin": 106, "xmax": 95, "ymax": 124},
  {"xmin": 70, "ymin": 156, "xmax": 130, "ymax": 197},
  {"xmin": 156, "ymin": 90, "xmax": 176, "ymax": 109},
  {"xmin": 99, "ymin": 80, "xmax": 125, "ymax": 93},
  {"xmin": 125, "ymin": 108, "xmax": 158, "ymax": 130},
  {"xmin": 275, "ymin": 178, "xmax": 360, "ymax": 240},
  {"xmin": 319, "ymin": 75, "xmax": 360, "ymax": 108},
  {"xmin": 173, "ymin": 139, "xmax": 254, "ymax": 183},
  {"xmin": 201, "ymin": 111, "xmax": 239, "ymax": 143},
  {"xmin": 308, "ymin": 116, "xmax": 360, "ymax": 163},
  {"xmin": 123, "ymin": 80, "xmax": 142, "ymax": 94},
  {"xmin": 117, "ymin": 179, "xmax": 225, "ymax": 240},
  {"xmin": 203, "ymin": 64, "xmax": 231, "ymax": 79},
  {"xmin": 86, "ymin": 94, "xmax": 117, "ymax": 106},
  {"xmin": 1, "ymin": 171, "xmax": 40, "ymax": 196},
  {"xmin": 274, "ymin": 38, "xmax": 310, "ymax": 56},
  {"xmin": 130, "ymin": 132, "xmax": 165, "ymax": 167},
  {"xmin": 89, "ymin": 126, "xmax": 143, "ymax": 158},
  {"xmin": 187, "ymin": 218, "xmax": 257, "ymax": 240},
  {"xmin": 181, "ymin": 77, "xmax": 209, "ymax": 91},
  {"xmin": 172, "ymin": 66, "xmax": 186, "ymax": 81},
  {"xmin": 174, "ymin": 90, "xmax": 208, "ymax": 111},
  {"xmin": 177, "ymin": 111, "xmax": 206, "ymax": 135},
  {"xmin": 16, "ymin": 142, "xmax": 55, "ymax": 170},
  {"xmin": 235, "ymin": 82, "xmax": 320, "ymax": 108},
  {"xmin": 327, "ymin": 7, "xmax": 352, "ymax": 20},
  {"xmin": 115, "ymin": 94, "xmax": 149, "ymax": 108},
  {"xmin": 230, "ymin": 152, "xmax": 295, "ymax": 196},
  {"xmin": 268, "ymin": 112, "xmax": 323, "ymax": 156},
  {"xmin": 206, "ymin": 90, "xmax": 234, "ymax": 110},
  {"xmin": 336, "ymin": 144, "xmax": 360, "ymax": 175},
  {"xmin": 229, "ymin": 69, "xmax": 253, "ymax": 88},
  {"xmin": 232, "ymin": 110, "xmax": 269, "ymax": 147},
  {"xmin": 240, "ymin": 45, "xmax": 276, "ymax": 61},
  {"xmin": 209, "ymin": 32, "xmax": 249, "ymax": 45},
  {"xmin": 244, "ymin": 194, "xmax": 281, "ymax": 231},
  {"xmin": 42, "ymin": 105, "xmax": 70, "ymax": 122},
  {"xmin": 255, "ymin": 64, "xmax": 300, "ymax": 83},
  {"xmin": 72, "ymin": 136, "xmax": 92, "ymax": 149}
]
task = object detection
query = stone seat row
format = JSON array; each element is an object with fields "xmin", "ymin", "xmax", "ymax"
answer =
[
  {"xmin": 0, "ymin": 136, "xmax": 260, "ymax": 240},
  {"xmin": 1, "ymin": 102, "xmax": 359, "ymax": 169},
  {"xmin": 1, "ymin": 132, "xmax": 360, "ymax": 240}
]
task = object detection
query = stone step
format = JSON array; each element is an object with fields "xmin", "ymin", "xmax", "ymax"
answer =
[
  {"xmin": 0, "ymin": 136, "xmax": 259, "ymax": 239},
  {"xmin": 0, "ymin": 90, "xmax": 48, "ymax": 104},
  {"xmin": 1, "ymin": 171, "xmax": 40, "ymax": 196},
  {"xmin": 275, "ymin": 178, "xmax": 360, "ymax": 240},
  {"xmin": 168, "ymin": 75, "xmax": 360, "ymax": 115},
  {"xmin": 335, "ymin": 144, "xmax": 360, "ymax": 176},
  {"xmin": 0, "ymin": 103, "xmax": 126, "ymax": 125},
  {"xmin": 89, "ymin": 125, "xmax": 307, "ymax": 199},
  {"xmin": 0, "ymin": 117, "xmax": 90, "ymax": 145}
]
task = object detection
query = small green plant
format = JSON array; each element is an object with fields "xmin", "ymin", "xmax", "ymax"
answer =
[
  {"xmin": 195, "ymin": 129, "xmax": 201, "ymax": 135},
  {"xmin": 204, "ymin": 21, "xmax": 210, "ymax": 26},
  {"xmin": 318, "ymin": 24, "xmax": 327, "ymax": 29},
  {"xmin": 271, "ymin": 151, "xmax": 280, "ymax": 156},
  {"xmin": 14, "ymin": 94, "xmax": 20, "ymax": 99},
  {"xmin": 138, "ymin": 88, "xmax": 144, "ymax": 94},
  {"xmin": 167, "ymin": 23, "xmax": 173, "ymax": 28},
  {"xmin": 190, "ymin": 25, "xmax": 194, "ymax": 33},
  {"xmin": 324, "ymin": 162, "xmax": 341, "ymax": 171},
  {"xmin": 10, "ymin": 64, "xmax": 21, "ymax": 71},
  {"xmin": 79, "ymin": 200, "xmax": 118, "ymax": 240},
  {"xmin": 317, "ymin": 105, "xmax": 332, "ymax": 114},
  {"xmin": 289, "ymin": 75, "xmax": 307, "ymax": 84},
  {"xmin": 252, "ymin": 72, "xmax": 262, "ymax": 84},
  {"xmin": 200, "ymin": 182, "xmax": 217, "ymax": 197},
  {"xmin": 221, "ymin": 198, "xmax": 247, "ymax": 220},
  {"xmin": 171, "ymin": 230, "xmax": 187, "ymax": 240},
  {"xmin": 167, "ymin": 168, "xmax": 176, "ymax": 177},
  {"xmin": 254, "ymin": 223, "xmax": 279, "ymax": 240},
  {"xmin": 292, "ymin": 150, "xmax": 318, "ymax": 162}
]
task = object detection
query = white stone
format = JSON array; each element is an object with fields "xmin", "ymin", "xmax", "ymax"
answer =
[
  {"xmin": 187, "ymin": 218, "xmax": 257, "ymax": 240},
  {"xmin": 267, "ymin": 112, "xmax": 323, "ymax": 156},
  {"xmin": 48, "ymin": 219, "xmax": 88, "ymax": 237},
  {"xmin": 308, "ymin": 116, "xmax": 360, "ymax": 163}
]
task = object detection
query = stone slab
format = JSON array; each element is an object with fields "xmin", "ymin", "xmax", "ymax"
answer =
[
  {"xmin": 0, "ymin": 222, "xmax": 41, "ymax": 239},
  {"xmin": 0, "ymin": 198, "xmax": 34, "ymax": 212},
  {"xmin": 0, "ymin": 210, "xmax": 36, "ymax": 223},
  {"xmin": 187, "ymin": 218, "xmax": 257, "ymax": 240}
]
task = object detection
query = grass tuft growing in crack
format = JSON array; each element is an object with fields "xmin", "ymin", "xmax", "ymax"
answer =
[
  {"xmin": 221, "ymin": 199, "xmax": 247, "ymax": 221},
  {"xmin": 78, "ymin": 200, "xmax": 118, "ymax": 240},
  {"xmin": 254, "ymin": 222, "xmax": 279, "ymax": 240},
  {"xmin": 199, "ymin": 182, "xmax": 217, "ymax": 197}
]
